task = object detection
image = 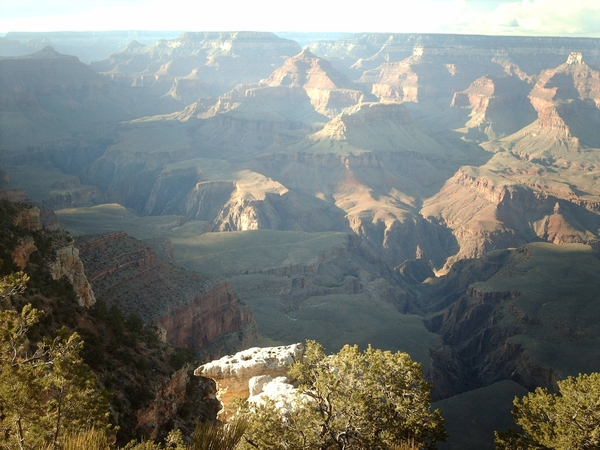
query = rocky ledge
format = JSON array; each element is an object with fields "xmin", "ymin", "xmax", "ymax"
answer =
[{"xmin": 195, "ymin": 343, "xmax": 304, "ymax": 419}]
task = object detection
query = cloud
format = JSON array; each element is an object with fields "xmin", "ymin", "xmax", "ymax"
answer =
[{"xmin": 445, "ymin": 0, "xmax": 600, "ymax": 36}]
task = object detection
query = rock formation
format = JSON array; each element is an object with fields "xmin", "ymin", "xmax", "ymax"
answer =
[
  {"xmin": 422, "ymin": 243, "xmax": 600, "ymax": 394},
  {"xmin": 136, "ymin": 365, "xmax": 218, "ymax": 440},
  {"xmin": 90, "ymin": 32, "xmax": 301, "ymax": 114},
  {"xmin": 10, "ymin": 204, "xmax": 41, "ymax": 231},
  {"xmin": 195, "ymin": 343, "xmax": 304, "ymax": 419},
  {"xmin": 76, "ymin": 232, "xmax": 256, "ymax": 356},
  {"xmin": 0, "ymin": 46, "xmax": 131, "ymax": 154},
  {"xmin": 451, "ymin": 74, "xmax": 536, "ymax": 139},
  {"xmin": 0, "ymin": 201, "xmax": 95, "ymax": 306},
  {"xmin": 260, "ymin": 48, "xmax": 371, "ymax": 118},
  {"xmin": 49, "ymin": 243, "xmax": 97, "ymax": 307},
  {"xmin": 11, "ymin": 236, "xmax": 37, "ymax": 270}
]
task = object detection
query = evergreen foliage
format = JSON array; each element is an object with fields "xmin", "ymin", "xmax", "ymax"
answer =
[
  {"xmin": 495, "ymin": 372, "xmax": 600, "ymax": 450},
  {"xmin": 239, "ymin": 340, "xmax": 446, "ymax": 450},
  {"xmin": 0, "ymin": 302, "xmax": 111, "ymax": 449}
]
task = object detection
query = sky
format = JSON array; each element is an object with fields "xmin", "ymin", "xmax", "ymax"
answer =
[{"xmin": 0, "ymin": 0, "xmax": 599, "ymax": 37}]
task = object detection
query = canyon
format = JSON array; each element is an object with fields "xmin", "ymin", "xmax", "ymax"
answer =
[{"xmin": 2, "ymin": 32, "xmax": 600, "ymax": 449}]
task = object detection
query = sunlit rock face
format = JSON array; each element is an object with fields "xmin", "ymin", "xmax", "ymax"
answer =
[
  {"xmin": 260, "ymin": 48, "xmax": 370, "ymax": 118},
  {"xmin": 49, "ymin": 243, "xmax": 97, "ymax": 307},
  {"xmin": 195, "ymin": 343, "xmax": 304, "ymax": 420}
]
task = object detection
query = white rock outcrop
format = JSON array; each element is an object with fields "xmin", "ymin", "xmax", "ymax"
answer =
[
  {"xmin": 195, "ymin": 343, "xmax": 304, "ymax": 420},
  {"xmin": 247, "ymin": 375, "xmax": 300, "ymax": 412}
]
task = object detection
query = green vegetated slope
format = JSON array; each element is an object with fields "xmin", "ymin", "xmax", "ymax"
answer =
[
  {"xmin": 242, "ymin": 290, "xmax": 440, "ymax": 367},
  {"xmin": 54, "ymin": 202, "xmax": 600, "ymax": 449},
  {"xmin": 56, "ymin": 203, "xmax": 187, "ymax": 239},
  {"xmin": 57, "ymin": 206, "xmax": 435, "ymax": 366},
  {"xmin": 172, "ymin": 230, "xmax": 346, "ymax": 274},
  {"xmin": 0, "ymin": 201, "xmax": 218, "ymax": 445}
]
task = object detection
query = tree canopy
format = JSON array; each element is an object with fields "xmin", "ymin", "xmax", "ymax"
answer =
[
  {"xmin": 239, "ymin": 340, "xmax": 446, "ymax": 450},
  {"xmin": 495, "ymin": 372, "xmax": 600, "ymax": 450},
  {"xmin": 0, "ymin": 301, "xmax": 111, "ymax": 449}
]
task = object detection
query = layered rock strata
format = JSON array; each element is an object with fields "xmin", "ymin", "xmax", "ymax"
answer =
[
  {"xmin": 91, "ymin": 31, "xmax": 301, "ymax": 109},
  {"xmin": 260, "ymin": 48, "xmax": 370, "ymax": 118},
  {"xmin": 76, "ymin": 232, "xmax": 256, "ymax": 356},
  {"xmin": 451, "ymin": 75, "xmax": 536, "ymax": 139}
]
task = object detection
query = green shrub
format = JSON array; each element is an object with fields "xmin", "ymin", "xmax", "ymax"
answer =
[
  {"xmin": 239, "ymin": 340, "xmax": 446, "ymax": 450},
  {"xmin": 495, "ymin": 372, "xmax": 600, "ymax": 449}
]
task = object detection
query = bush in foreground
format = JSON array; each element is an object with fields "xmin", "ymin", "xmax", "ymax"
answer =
[
  {"xmin": 495, "ymin": 372, "xmax": 600, "ymax": 449},
  {"xmin": 239, "ymin": 340, "xmax": 446, "ymax": 450}
]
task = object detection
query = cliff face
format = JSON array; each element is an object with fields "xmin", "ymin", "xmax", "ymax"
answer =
[
  {"xmin": 154, "ymin": 281, "xmax": 256, "ymax": 357},
  {"xmin": 76, "ymin": 232, "xmax": 256, "ymax": 356},
  {"xmin": 422, "ymin": 243, "xmax": 600, "ymax": 394},
  {"xmin": 451, "ymin": 75, "xmax": 537, "ymax": 139},
  {"xmin": 422, "ymin": 167, "xmax": 600, "ymax": 268},
  {"xmin": 522, "ymin": 52, "xmax": 600, "ymax": 148},
  {"xmin": 11, "ymin": 206, "xmax": 42, "ymax": 231},
  {"xmin": 136, "ymin": 365, "xmax": 219, "ymax": 440},
  {"xmin": 49, "ymin": 243, "xmax": 97, "ymax": 307},
  {"xmin": 261, "ymin": 48, "xmax": 370, "ymax": 118},
  {"xmin": 10, "ymin": 207, "xmax": 42, "ymax": 271},
  {"xmin": 136, "ymin": 367, "xmax": 191, "ymax": 438},
  {"xmin": 0, "ymin": 202, "xmax": 93, "ymax": 306},
  {"xmin": 0, "ymin": 199, "xmax": 225, "ymax": 444}
]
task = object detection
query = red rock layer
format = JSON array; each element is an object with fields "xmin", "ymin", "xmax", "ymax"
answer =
[{"xmin": 76, "ymin": 232, "xmax": 256, "ymax": 355}]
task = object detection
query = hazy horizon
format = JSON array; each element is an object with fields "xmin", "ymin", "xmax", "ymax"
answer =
[{"xmin": 1, "ymin": 0, "xmax": 599, "ymax": 38}]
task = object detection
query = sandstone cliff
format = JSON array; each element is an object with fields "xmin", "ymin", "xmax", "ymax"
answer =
[
  {"xmin": 75, "ymin": 232, "xmax": 256, "ymax": 356},
  {"xmin": 520, "ymin": 52, "xmax": 600, "ymax": 145},
  {"xmin": 422, "ymin": 165, "xmax": 600, "ymax": 268},
  {"xmin": 10, "ymin": 204, "xmax": 41, "ymax": 230},
  {"xmin": 49, "ymin": 242, "xmax": 97, "ymax": 307},
  {"xmin": 0, "ymin": 202, "xmax": 95, "ymax": 307},
  {"xmin": 260, "ymin": 48, "xmax": 371, "ymax": 118},
  {"xmin": 136, "ymin": 365, "xmax": 219, "ymax": 440},
  {"xmin": 451, "ymin": 74, "xmax": 536, "ymax": 140}
]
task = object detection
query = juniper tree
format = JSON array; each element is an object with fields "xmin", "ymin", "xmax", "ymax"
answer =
[
  {"xmin": 240, "ymin": 340, "xmax": 446, "ymax": 450},
  {"xmin": 0, "ymin": 302, "xmax": 111, "ymax": 449},
  {"xmin": 495, "ymin": 372, "xmax": 600, "ymax": 450}
]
